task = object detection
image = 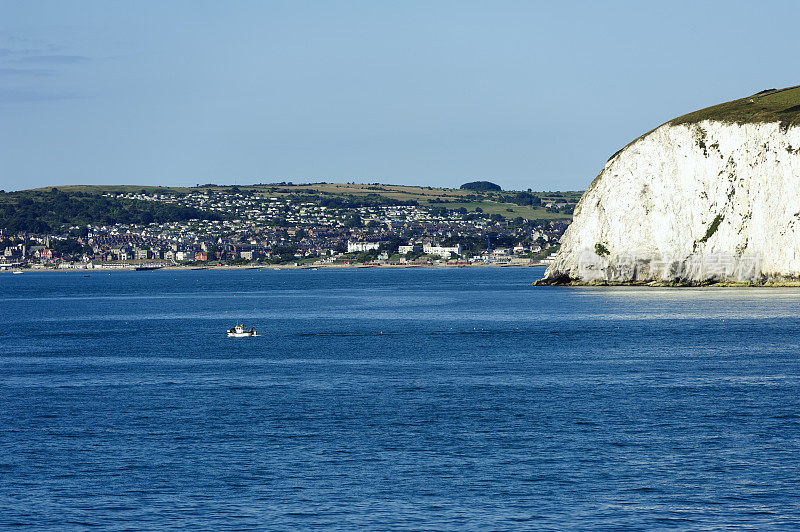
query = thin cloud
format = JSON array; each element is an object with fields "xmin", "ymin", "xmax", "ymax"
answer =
[
  {"xmin": 17, "ymin": 54, "xmax": 89, "ymax": 65},
  {"xmin": 0, "ymin": 67, "xmax": 53, "ymax": 76},
  {"xmin": 0, "ymin": 43, "xmax": 91, "ymax": 103},
  {"xmin": 0, "ymin": 88, "xmax": 81, "ymax": 104},
  {"xmin": 0, "ymin": 42, "xmax": 91, "ymax": 65}
]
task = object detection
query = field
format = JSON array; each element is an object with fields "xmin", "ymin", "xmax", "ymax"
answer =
[{"xmin": 437, "ymin": 201, "xmax": 571, "ymax": 220}]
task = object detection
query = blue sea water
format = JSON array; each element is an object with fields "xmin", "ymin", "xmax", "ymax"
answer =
[{"xmin": 2, "ymin": 267, "xmax": 800, "ymax": 529}]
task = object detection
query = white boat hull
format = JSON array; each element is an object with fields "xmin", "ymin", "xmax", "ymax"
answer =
[{"xmin": 227, "ymin": 324, "xmax": 257, "ymax": 337}]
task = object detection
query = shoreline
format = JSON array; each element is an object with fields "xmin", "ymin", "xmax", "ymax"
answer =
[{"xmin": 3, "ymin": 262, "xmax": 551, "ymax": 273}]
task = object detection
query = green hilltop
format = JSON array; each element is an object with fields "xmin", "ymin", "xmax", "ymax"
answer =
[
  {"xmin": 669, "ymin": 85, "xmax": 800, "ymax": 128},
  {"xmin": 606, "ymin": 84, "xmax": 800, "ymax": 163}
]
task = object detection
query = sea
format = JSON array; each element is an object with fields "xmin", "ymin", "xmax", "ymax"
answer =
[{"xmin": 3, "ymin": 267, "xmax": 800, "ymax": 529}]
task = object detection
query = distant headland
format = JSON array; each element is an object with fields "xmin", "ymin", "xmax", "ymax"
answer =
[{"xmin": 0, "ymin": 182, "xmax": 580, "ymax": 271}]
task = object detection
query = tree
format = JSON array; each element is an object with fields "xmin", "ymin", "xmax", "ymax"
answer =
[
  {"xmin": 343, "ymin": 213, "xmax": 362, "ymax": 228},
  {"xmin": 378, "ymin": 235, "xmax": 404, "ymax": 254},
  {"xmin": 460, "ymin": 181, "xmax": 501, "ymax": 192},
  {"xmin": 50, "ymin": 238, "xmax": 85, "ymax": 257},
  {"xmin": 355, "ymin": 249, "xmax": 379, "ymax": 262}
]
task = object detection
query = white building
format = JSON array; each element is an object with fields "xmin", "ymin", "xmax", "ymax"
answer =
[
  {"xmin": 423, "ymin": 243, "xmax": 462, "ymax": 258},
  {"xmin": 398, "ymin": 244, "xmax": 420, "ymax": 255},
  {"xmin": 347, "ymin": 241, "xmax": 380, "ymax": 253}
]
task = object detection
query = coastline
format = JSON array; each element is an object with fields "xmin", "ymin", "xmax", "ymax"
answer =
[{"xmin": 3, "ymin": 261, "xmax": 550, "ymax": 273}]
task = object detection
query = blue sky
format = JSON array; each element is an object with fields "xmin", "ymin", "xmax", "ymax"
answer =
[{"xmin": 2, "ymin": 1, "xmax": 799, "ymax": 192}]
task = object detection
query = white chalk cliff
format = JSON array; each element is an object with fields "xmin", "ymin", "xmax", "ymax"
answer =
[{"xmin": 542, "ymin": 87, "xmax": 800, "ymax": 284}]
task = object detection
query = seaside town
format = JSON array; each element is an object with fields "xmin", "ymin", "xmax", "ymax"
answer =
[{"xmin": 0, "ymin": 185, "xmax": 574, "ymax": 270}]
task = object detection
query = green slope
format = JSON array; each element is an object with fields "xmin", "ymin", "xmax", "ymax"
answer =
[
  {"xmin": 669, "ymin": 85, "xmax": 800, "ymax": 128},
  {"xmin": 0, "ymin": 189, "xmax": 224, "ymax": 234},
  {"xmin": 605, "ymin": 84, "xmax": 800, "ymax": 164}
]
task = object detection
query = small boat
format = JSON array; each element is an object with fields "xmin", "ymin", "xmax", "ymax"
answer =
[
  {"xmin": 12, "ymin": 271, "xmax": 23, "ymax": 274},
  {"xmin": 227, "ymin": 324, "xmax": 257, "ymax": 337}
]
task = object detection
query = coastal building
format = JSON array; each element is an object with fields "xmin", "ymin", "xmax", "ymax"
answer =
[
  {"xmin": 347, "ymin": 241, "xmax": 380, "ymax": 253},
  {"xmin": 489, "ymin": 247, "xmax": 511, "ymax": 261},
  {"xmin": 422, "ymin": 243, "xmax": 462, "ymax": 258}
]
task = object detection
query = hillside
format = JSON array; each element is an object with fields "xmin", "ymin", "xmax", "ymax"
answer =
[
  {"xmin": 2, "ymin": 182, "xmax": 576, "ymax": 267},
  {"xmin": 4, "ymin": 183, "xmax": 581, "ymax": 233},
  {"xmin": 0, "ymin": 189, "xmax": 223, "ymax": 234}
]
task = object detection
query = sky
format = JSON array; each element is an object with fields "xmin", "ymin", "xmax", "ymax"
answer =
[{"xmin": 2, "ymin": 1, "xmax": 800, "ymax": 192}]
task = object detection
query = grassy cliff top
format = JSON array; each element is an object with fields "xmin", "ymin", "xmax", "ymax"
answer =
[
  {"xmin": 669, "ymin": 85, "xmax": 800, "ymax": 127},
  {"xmin": 604, "ymin": 84, "xmax": 800, "ymax": 163}
]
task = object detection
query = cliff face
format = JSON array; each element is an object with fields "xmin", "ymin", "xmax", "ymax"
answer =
[{"xmin": 543, "ymin": 119, "xmax": 800, "ymax": 284}]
